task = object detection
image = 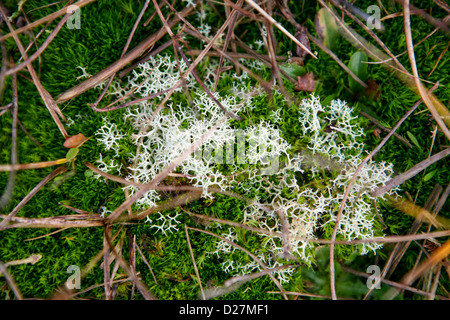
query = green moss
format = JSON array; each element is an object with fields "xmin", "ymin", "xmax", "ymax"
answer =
[{"xmin": 1, "ymin": 0, "xmax": 448, "ymax": 300}]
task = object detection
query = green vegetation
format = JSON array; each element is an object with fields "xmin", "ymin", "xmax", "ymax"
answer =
[{"xmin": 0, "ymin": 0, "xmax": 449, "ymax": 300}]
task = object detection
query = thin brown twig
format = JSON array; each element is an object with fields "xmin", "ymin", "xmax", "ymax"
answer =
[
  {"xmin": 0, "ymin": 5, "xmax": 68, "ymax": 138},
  {"xmin": 103, "ymin": 227, "xmax": 157, "ymax": 300},
  {"xmin": 212, "ymin": 2, "xmax": 240, "ymax": 93},
  {"xmin": 186, "ymin": 226, "xmax": 289, "ymax": 300},
  {"xmin": 359, "ymin": 110, "xmax": 413, "ymax": 148},
  {"xmin": 245, "ymin": 0, "xmax": 317, "ymax": 59},
  {"xmin": 371, "ymin": 147, "xmax": 450, "ymax": 198},
  {"xmin": 0, "ymin": 0, "xmax": 96, "ymax": 42},
  {"xmin": 341, "ymin": 265, "xmax": 448, "ymax": 299},
  {"xmin": 4, "ymin": 12, "xmax": 72, "ymax": 76},
  {"xmin": 0, "ymin": 63, "xmax": 18, "ymax": 209},
  {"xmin": 90, "ymin": 0, "xmax": 151, "ymax": 108},
  {"xmin": 56, "ymin": 2, "xmax": 198, "ymax": 103},
  {"xmin": 364, "ymin": 184, "xmax": 442, "ymax": 299},
  {"xmin": 185, "ymin": 225, "xmax": 205, "ymax": 299},
  {"xmin": 0, "ymin": 263, "xmax": 23, "ymax": 300},
  {"xmin": 0, "ymin": 165, "xmax": 69, "ymax": 230},
  {"xmin": 383, "ymin": 239, "xmax": 450, "ymax": 300},
  {"xmin": 328, "ymin": 82, "xmax": 439, "ymax": 300},
  {"xmin": 134, "ymin": 241, "xmax": 158, "ymax": 285}
]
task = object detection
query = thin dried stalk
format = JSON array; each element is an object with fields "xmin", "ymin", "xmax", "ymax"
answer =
[
  {"xmin": 134, "ymin": 242, "xmax": 158, "ymax": 285},
  {"xmin": 372, "ymin": 147, "xmax": 450, "ymax": 197},
  {"xmin": 383, "ymin": 239, "xmax": 450, "ymax": 300},
  {"xmin": 0, "ymin": 6, "xmax": 68, "ymax": 138},
  {"xmin": 0, "ymin": 165, "xmax": 68, "ymax": 230},
  {"xmin": 341, "ymin": 265, "xmax": 447, "ymax": 299},
  {"xmin": 364, "ymin": 185, "xmax": 443, "ymax": 299},
  {"xmin": 402, "ymin": 0, "xmax": 450, "ymax": 140},
  {"xmin": 187, "ymin": 226, "xmax": 289, "ymax": 300},
  {"xmin": 0, "ymin": 263, "xmax": 23, "ymax": 300},
  {"xmin": 91, "ymin": 0, "xmax": 151, "ymax": 108},
  {"xmin": 0, "ymin": 65, "xmax": 18, "ymax": 209},
  {"xmin": 4, "ymin": 12, "xmax": 72, "ymax": 76},
  {"xmin": 185, "ymin": 225, "xmax": 205, "ymax": 300},
  {"xmin": 0, "ymin": 158, "xmax": 68, "ymax": 171},
  {"xmin": 103, "ymin": 228, "xmax": 157, "ymax": 300},
  {"xmin": 56, "ymin": 2, "xmax": 198, "ymax": 103},
  {"xmin": 245, "ymin": 0, "xmax": 317, "ymax": 59},
  {"xmin": 0, "ymin": 213, "xmax": 104, "ymax": 230},
  {"xmin": 328, "ymin": 84, "xmax": 438, "ymax": 300},
  {"xmin": 0, "ymin": 0, "xmax": 96, "ymax": 42},
  {"xmin": 320, "ymin": 0, "xmax": 450, "ymax": 130},
  {"xmin": 203, "ymin": 265, "xmax": 293, "ymax": 300}
]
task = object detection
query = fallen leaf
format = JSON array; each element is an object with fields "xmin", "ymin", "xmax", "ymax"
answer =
[
  {"xmin": 295, "ymin": 26, "xmax": 311, "ymax": 60},
  {"xmin": 315, "ymin": 7, "xmax": 339, "ymax": 51},
  {"xmin": 364, "ymin": 78, "xmax": 381, "ymax": 100},
  {"xmin": 63, "ymin": 133, "xmax": 90, "ymax": 148},
  {"xmin": 295, "ymin": 72, "xmax": 316, "ymax": 92}
]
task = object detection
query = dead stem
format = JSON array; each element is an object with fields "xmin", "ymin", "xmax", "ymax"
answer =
[
  {"xmin": 186, "ymin": 226, "xmax": 289, "ymax": 300},
  {"xmin": 185, "ymin": 225, "xmax": 206, "ymax": 299},
  {"xmin": 328, "ymin": 83, "xmax": 439, "ymax": 300},
  {"xmin": 0, "ymin": 64, "xmax": 18, "ymax": 209}
]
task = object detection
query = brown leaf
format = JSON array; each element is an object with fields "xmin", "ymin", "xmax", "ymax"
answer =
[
  {"xmin": 295, "ymin": 26, "xmax": 311, "ymax": 60},
  {"xmin": 364, "ymin": 78, "xmax": 381, "ymax": 100},
  {"xmin": 295, "ymin": 72, "xmax": 316, "ymax": 92},
  {"xmin": 63, "ymin": 133, "xmax": 89, "ymax": 148}
]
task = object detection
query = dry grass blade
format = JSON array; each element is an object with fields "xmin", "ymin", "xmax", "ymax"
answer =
[
  {"xmin": 0, "ymin": 66, "xmax": 18, "ymax": 209},
  {"xmin": 1, "ymin": 254, "xmax": 42, "ymax": 269},
  {"xmin": 0, "ymin": 158, "xmax": 68, "ymax": 171},
  {"xmin": 245, "ymin": 0, "xmax": 317, "ymax": 59},
  {"xmin": 4, "ymin": 12, "xmax": 72, "ymax": 76},
  {"xmin": 103, "ymin": 225, "xmax": 113, "ymax": 300},
  {"xmin": 185, "ymin": 225, "xmax": 205, "ymax": 300},
  {"xmin": 375, "ymin": 185, "xmax": 443, "ymax": 291},
  {"xmin": 394, "ymin": 0, "xmax": 450, "ymax": 36},
  {"xmin": 402, "ymin": 0, "xmax": 450, "ymax": 141},
  {"xmin": 55, "ymin": 3, "xmax": 198, "ymax": 103},
  {"xmin": 203, "ymin": 265, "xmax": 293, "ymax": 300},
  {"xmin": 0, "ymin": 0, "xmax": 97, "ymax": 42},
  {"xmin": 327, "ymin": 83, "xmax": 438, "ymax": 300},
  {"xmin": 267, "ymin": 290, "xmax": 338, "ymax": 300},
  {"xmin": 383, "ymin": 240, "xmax": 450, "ymax": 300},
  {"xmin": 372, "ymin": 147, "xmax": 450, "ymax": 198},
  {"xmin": 0, "ymin": 263, "xmax": 23, "ymax": 300},
  {"xmin": 186, "ymin": 226, "xmax": 289, "ymax": 300},
  {"xmin": 103, "ymin": 228, "xmax": 157, "ymax": 300},
  {"xmin": 341, "ymin": 265, "xmax": 448, "ymax": 299},
  {"xmin": 0, "ymin": 213, "xmax": 104, "ymax": 230},
  {"xmin": 0, "ymin": 165, "xmax": 68, "ymax": 230},
  {"xmin": 152, "ymin": 0, "xmax": 245, "ymax": 120},
  {"xmin": 390, "ymin": 197, "xmax": 450, "ymax": 230},
  {"xmin": 51, "ymin": 227, "xmax": 125, "ymax": 299},
  {"xmin": 181, "ymin": 207, "xmax": 278, "ymax": 237},
  {"xmin": 91, "ymin": 0, "xmax": 151, "ymax": 108},
  {"xmin": 0, "ymin": 6, "xmax": 68, "ymax": 138},
  {"xmin": 134, "ymin": 241, "xmax": 158, "ymax": 285},
  {"xmin": 359, "ymin": 111, "xmax": 412, "ymax": 147}
]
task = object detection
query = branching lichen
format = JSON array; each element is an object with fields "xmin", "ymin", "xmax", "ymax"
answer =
[{"xmin": 92, "ymin": 53, "xmax": 398, "ymax": 283}]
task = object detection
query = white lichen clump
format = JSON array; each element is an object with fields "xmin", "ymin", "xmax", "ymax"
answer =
[{"xmin": 92, "ymin": 54, "xmax": 397, "ymax": 283}]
